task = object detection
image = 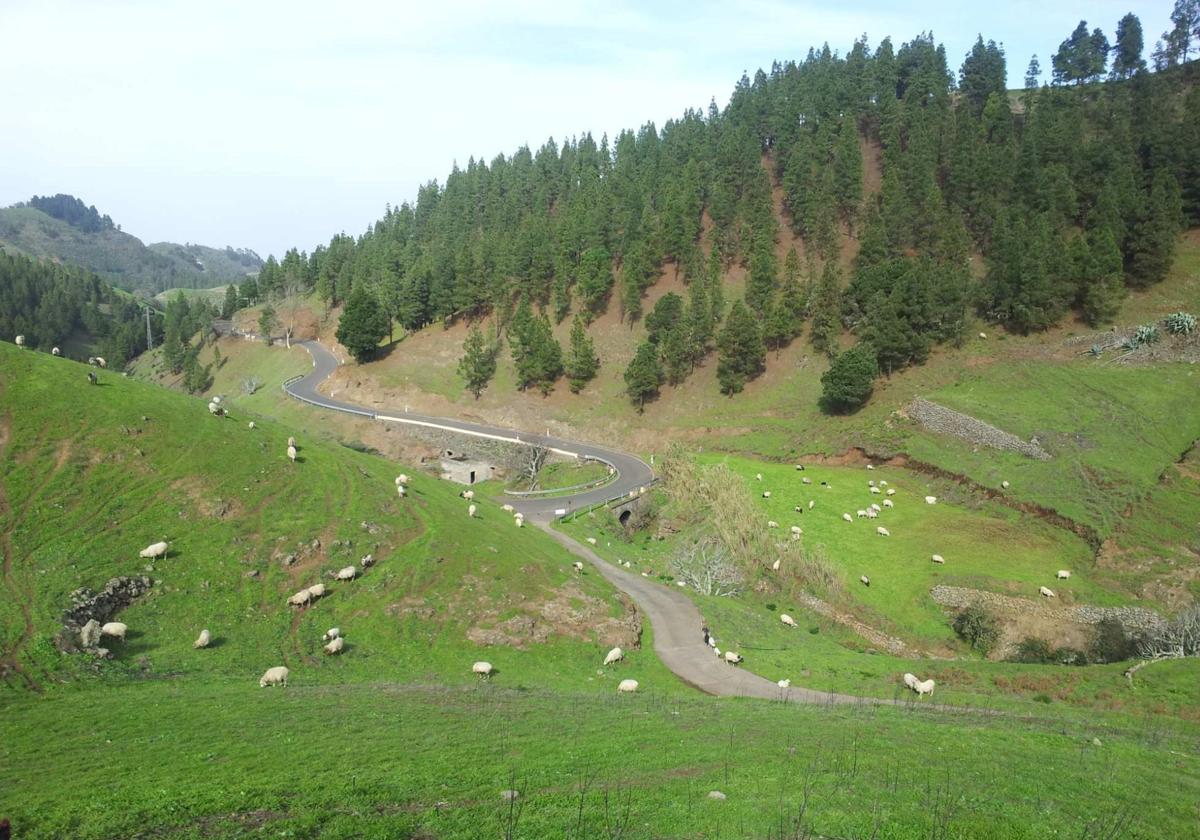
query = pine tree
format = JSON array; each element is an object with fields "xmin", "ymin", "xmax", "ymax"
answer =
[
  {"xmin": 1126, "ymin": 171, "xmax": 1183, "ymax": 287},
  {"xmin": 645, "ymin": 293, "xmax": 684, "ymax": 344},
  {"xmin": 820, "ymin": 343, "xmax": 879, "ymax": 413},
  {"xmin": 624, "ymin": 339, "xmax": 663, "ymax": 410},
  {"xmin": 716, "ymin": 300, "xmax": 766, "ymax": 395},
  {"xmin": 564, "ymin": 315, "xmax": 599, "ymax": 393},
  {"xmin": 763, "ymin": 302, "xmax": 791, "ymax": 354},
  {"xmin": 660, "ymin": 325, "xmax": 691, "ymax": 385},
  {"xmin": 576, "ymin": 246, "xmax": 613, "ymax": 319},
  {"xmin": 529, "ymin": 313, "xmax": 563, "ymax": 395},
  {"xmin": 258, "ymin": 305, "xmax": 277, "ymax": 347},
  {"xmin": 809, "ymin": 261, "xmax": 842, "ymax": 356},
  {"xmin": 745, "ymin": 235, "xmax": 778, "ymax": 317},
  {"xmin": 221, "ymin": 284, "xmax": 239, "ymax": 318},
  {"xmin": 1081, "ymin": 228, "xmax": 1125, "ymax": 326},
  {"xmin": 457, "ymin": 324, "xmax": 497, "ymax": 398},
  {"xmin": 1111, "ymin": 13, "xmax": 1146, "ymax": 79},
  {"xmin": 707, "ymin": 247, "xmax": 726, "ymax": 329},
  {"xmin": 684, "ymin": 273, "xmax": 712, "ymax": 365},
  {"xmin": 335, "ymin": 288, "xmax": 388, "ymax": 363}
]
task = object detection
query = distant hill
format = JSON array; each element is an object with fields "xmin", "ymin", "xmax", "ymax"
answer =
[{"xmin": 0, "ymin": 195, "xmax": 262, "ymax": 295}]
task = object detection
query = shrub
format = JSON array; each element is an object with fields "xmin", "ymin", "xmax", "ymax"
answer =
[
  {"xmin": 819, "ymin": 343, "xmax": 879, "ymax": 414},
  {"xmin": 952, "ymin": 605, "xmax": 1001, "ymax": 654},
  {"xmin": 1163, "ymin": 311, "xmax": 1196, "ymax": 335},
  {"xmin": 1089, "ymin": 619, "xmax": 1139, "ymax": 664},
  {"xmin": 1010, "ymin": 637, "xmax": 1056, "ymax": 664}
]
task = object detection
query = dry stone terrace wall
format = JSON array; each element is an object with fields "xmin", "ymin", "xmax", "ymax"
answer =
[
  {"xmin": 908, "ymin": 398, "xmax": 1051, "ymax": 460},
  {"xmin": 56, "ymin": 575, "xmax": 154, "ymax": 654},
  {"xmin": 930, "ymin": 585, "xmax": 1166, "ymax": 634}
]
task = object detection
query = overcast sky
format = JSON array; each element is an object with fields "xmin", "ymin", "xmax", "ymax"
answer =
[{"xmin": 0, "ymin": 0, "xmax": 1175, "ymax": 259}]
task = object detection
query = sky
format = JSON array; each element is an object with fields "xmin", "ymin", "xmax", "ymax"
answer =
[{"xmin": 0, "ymin": 0, "xmax": 1176, "ymax": 259}]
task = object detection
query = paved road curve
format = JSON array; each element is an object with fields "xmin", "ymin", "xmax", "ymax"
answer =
[{"xmin": 282, "ymin": 339, "xmax": 915, "ymax": 706}]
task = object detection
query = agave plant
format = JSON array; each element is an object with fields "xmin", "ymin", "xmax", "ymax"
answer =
[
  {"xmin": 1164, "ymin": 311, "xmax": 1196, "ymax": 336},
  {"xmin": 1134, "ymin": 323, "xmax": 1160, "ymax": 346}
]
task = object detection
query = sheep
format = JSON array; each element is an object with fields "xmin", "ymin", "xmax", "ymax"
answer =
[
  {"xmin": 780, "ymin": 613, "xmax": 797, "ymax": 628},
  {"xmin": 924, "ymin": 496, "xmax": 937, "ymax": 505},
  {"xmin": 335, "ymin": 566, "xmax": 357, "ymax": 581},
  {"xmin": 886, "ymin": 488, "xmax": 896, "ymax": 496},
  {"xmin": 617, "ymin": 679, "xmax": 639, "ymax": 693},
  {"xmin": 790, "ymin": 525, "xmax": 802, "ymax": 540},
  {"xmin": 101, "ymin": 622, "xmax": 127, "ymax": 642},
  {"xmin": 870, "ymin": 503, "xmax": 881, "ymax": 511},
  {"xmin": 866, "ymin": 509, "xmax": 878, "ymax": 519},
  {"xmin": 87, "ymin": 371, "xmax": 97, "ymax": 385},
  {"xmin": 287, "ymin": 436, "xmax": 297, "ymax": 448},
  {"xmin": 767, "ymin": 520, "xmax": 779, "ymax": 528},
  {"xmin": 778, "ymin": 678, "xmax": 791, "ymax": 688},
  {"xmin": 139, "ymin": 541, "xmax": 169, "ymax": 559},
  {"xmin": 259, "ymin": 666, "xmax": 289, "ymax": 688},
  {"xmin": 771, "ymin": 558, "xmax": 781, "ymax": 571},
  {"xmin": 208, "ymin": 401, "xmax": 221, "ymax": 415},
  {"xmin": 323, "ymin": 627, "xmax": 341, "ymax": 641},
  {"xmin": 879, "ymin": 480, "xmax": 888, "ymax": 487},
  {"xmin": 876, "ymin": 526, "xmax": 890, "ymax": 537},
  {"xmin": 472, "ymin": 661, "xmax": 493, "ymax": 678},
  {"xmin": 979, "ymin": 332, "xmax": 987, "ymax": 339},
  {"xmin": 395, "ymin": 474, "xmax": 409, "ymax": 486},
  {"xmin": 755, "ymin": 473, "xmax": 763, "ymax": 481},
  {"xmin": 94, "ymin": 357, "xmax": 106, "ymax": 368},
  {"xmin": 914, "ymin": 678, "xmax": 936, "ymax": 697},
  {"xmin": 801, "ymin": 477, "xmax": 812, "ymax": 485},
  {"xmin": 212, "ymin": 396, "xmax": 222, "ymax": 405},
  {"xmin": 288, "ymin": 589, "xmax": 312, "ymax": 607},
  {"xmin": 586, "ymin": 537, "xmax": 597, "ymax": 545},
  {"xmin": 515, "ymin": 517, "xmax": 524, "ymax": 528},
  {"xmin": 723, "ymin": 651, "xmax": 744, "ymax": 665},
  {"xmin": 866, "ymin": 464, "xmax": 874, "ymax": 471},
  {"xmin": 468, "ymin": 504, "xmax": 478, "ymax": 518},
  {"xmin": 794, "ymin": 505, "xmax": 803, "ymax": 513},
  {"xmin": 603, "ymin": 646, "xmax": 623, "ymax": 666},
  {"xmin": 572, "ymin": 561, "xmax": 584, "ymax": 573},
  {"xmin": 795, "ymin": 464, "xmax": 805, "ymax": 471},
  {"xmin": 842, "ymin": 513, "xmax": 853, "ymax": 523},
  {"xmin": 762, "ymin": 491, "xmax": 771, "ymax": 499},
  {"xmin": 931, "ymin": 554, "xmax": 945, "ymax": 564},
  {"xmin": 307, "ymin": 583, "xmax": 327, "ymax": 599},
  {"xmin": 860, "ymin": 575, "xmax": 870, "ymax": 587},
  {"xmin": 1001, "ymin": 480, "xmax": 1010, "ymax": 489},
  {"xmin": 903, "ymin": 672, "xmax": 919, "ymax": 690},
  {"xmin": 51, "ymin": 346, "xmax": 61, "ymax": 356},
  {"xmin": 856, "ymin": 509, "xmax": 867, "ymax": 518},
  {"xmin": 360, "ymin": 554, "xmax": 375, "ymax": 568},
  {"xmin": 502, "ymin": 503, "xmax": 515, "ymax": 513},
  {"xmin": 397, "ymin": 485, "xmax": 406, "ymax": 498},
  {"xmin": 870, "ymin": 486, "xmax": 881, "ymax": 495},
  {"xmin": 1056, "ymin": 570, "xmax": 1071, "ymax": 580},
  {"xmin": 461, "ymin": 490, "xmax": 475, "ymax": 501},
  {"xmin": 324, "ymin": 636, "xmax": 345, "ymax": 655},
  {"xmin": 868, "ymin": 480, "xmax": 876, "ymax": 487},
  {"xmin": 248, "ymin": 421, "xmax": 256, "ymax": 430},
  {"xmin": 14, "ymin": 335, "xmax": 25, "ymax": 347},
  {"xmin": 193, "ymin": 629, "xmax": 211, "ymax": 649},
  {"xmin": 287, "ymin": 445, "xmax": 297, "ymax": 463},
  {"xmin": 1039, "ymin": 586, "xmax": 1056, "ymax": 598},
  {"xmin": 883, "ymin": 499, "xmax": 894, "ymax": 508}
]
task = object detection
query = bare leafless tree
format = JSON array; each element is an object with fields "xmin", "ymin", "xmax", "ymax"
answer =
[
  {"xmin": 520, "ymin": 445, "xmax": 549, "ymax": 490},
  {"xmin": 672, "ymin": 539, "xmax": 744, "ymax": 597},
  {"xmin": 1138, "ymin": 605, "xmax": 1200, "ymax": 661}
]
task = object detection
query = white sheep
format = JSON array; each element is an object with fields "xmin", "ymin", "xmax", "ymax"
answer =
[
  {"xmin": 248, "ymin": 421, "xmax": 256, "ymax": 430},
  {"xmin": 193, "ymin": 629, "xmax": 211, "ymax": 649},
  {"xmin": 1039, "ymin": 586, "xmax": 1056, "ymax": 598},
  {"xmin": 323, "ymin": 627, "xmax": 341, "ymax": 642},
  {"xmin": 397, "ymin": 485, "xmax": 406, "ymax": 498},
  {"xmin": 866, "ymin": 464, "xmax": 874, "ymax": 471},
  {"xmin": 287, "ymin": 445, "xmax": 297, "ymax": 463},
  {"xmin": 883, "ymin": 499, "xmax": 894, "ymax": 508},
  {"xmin": 914, "ymin": 678, "xmax": 936, "ymax": 697},
  {"xmin": 903, "ymin": 673, "xmax": 919, "ymax": 690},
  {"xmin": 515, "ymin": 517, "xmax": 524, "ymax": 528},
  {"xmin": 208, "ymin": 401, "xmax": 221, "ymax": 415},
  {"xmin": 876, "ymin": 527, "xmax": 890, "ymax": 537},
  {"xmin": 462, "ymin": 490, "xmax": 475, "ymax": 501},
  {"xmin": 617, "ymin": 679, "xmax": 639, "ymax": 693},
  {"xmin": 94, "ymin": 357, "xmax": 106, "ymax": 368},
  {"xmin": 288, "ymin": 589, "xmax": 312, "ymax": 607},
  {"xmin": 870, "ymin": 503, "xmax": 881, "ymax": 512},
  {"xmin": 762, "ymin": 491, "xmax": 771, "ymax": 499},
  {"xmin": 324, "ymin": 636, "xmax": 345, "ymax": 655},
  {"xmin": 14, "ymin": 335, "xmax": 25, "ymax": 346},
  {"xmin": 51, "ymin": 346, "xmax": 61, "ymax": 356},
  {"xmin": 924, "ymin": 496, "xmax": 937, "ymax": 505},
  {"xmin": 868, "ymin": 480, "xmax": 876, "ymax": 487},
  {"xmin": 473, "ymin": 661, "xmax": 493, "ymax": 678},
  {"xmin": 335, "ymin": 566, "xmax": 357, "ymax": 581},
  {"xmin": 307, "ymin": 583, "xmax": 327, "ymax": 599},
  {"xmin": 842, "ymin": 513, "xmax": 853, "ymax": 523},
  {"xmin": 1056, "ymin": 570, "xmax": 1071, "ymax": 580},
  {"xmin": 780, "ymin": 613, "xmax": 796, "ymax": 627},
  {"xmin": 931, "ymin": 554, "xmax": 945, "ymax": 564},
  {"xmin": 755, "ymin": 473, "xmax": 763, "ymax": 481},
  {"xmin": 572, "ymin": 561, "xmax": 584, "ymax": 573},
  {"xmin": 396, "ymin": 474, "xmax": 409, "ymax": 486},
  {"xmin": 866, "ymin": 509, "xmax": 878, "ymax": 519},
  {"xmin": 101, "ymin": 621, "xmax": 127, "ymax": 642},
  {"xmin": 860, "ymin": 575, "xmax": 870, "ymax": 587},
  {"xmin": 979, "ymin": 332, "xmax": 987, "ymax": 339},
  {"xmin": 789, "ymin": 525, "xmax": 802, "ymax": 540},
  {"xmin": 856, "ymin": 509, "xmax": 867, "ymax": 518},
  {"xmin": 886, "ymin": 488, "xmax": 896, "ymax": 496},
  {"xmin": 808, "ymin": 500, "xmax": 814, "ymax": 510},
  {"xmin": 139, "ymin": 541, "xmax": 169, "ymax": 559},
  {"xmin": 777, "ymin": 678, "xmax": 791, "ymax": 688},
  {"xmin": 870, "ymin": 486, "xmax": 881, "ymax": 495},
  {"xmin": 1001, "ymin": 480, "xmax": 1010, "ymax": 489},
  {"xmin": 259, "ymin": 666, "xmax": 289, "ymax": 688},
  {"xmin": 724, "ymin": 651, "xmax": 744, "ymax": 665},
  {"xmin": 468, "ymin": 504, "xmax": 477, "ymax": 518},
  {"xmin": 360, "ymin": 554, "xmax": 375, "ymax": 568},
  {"xmin": 801, "ymin": 477, "xmax": 812, "ymax": 485},
  {"xmin": 287, "ymin": 436, "xmax": 297, "ymax": 448},
  {"xmin": 502, "ymin": 503, "xmax": 515, "ymax": 513},
  {"xmin": 771, "ymin": 558, "xmax": 781, "ymax": 571},
  {"xmin": 767, "ymin": 520, "xmax": 778, "ymax": 528},
  {"xmin": 603, "ymin": 647, "xmax": 623, "ymax": 666},
  {"xmin": 879, "ymin": 480, "xmax": 888, "ymax": 487}
]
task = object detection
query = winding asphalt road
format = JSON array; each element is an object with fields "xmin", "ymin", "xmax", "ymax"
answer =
[{"xmin": 282, "ymin": 339, "xmax": 905, "ymax": 706}]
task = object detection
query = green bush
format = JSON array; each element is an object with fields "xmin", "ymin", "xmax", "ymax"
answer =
[
  {"xmin": 952, "ymin": 605, "xmax": 1001, "ymax": 654},
  {"xmin": 1089, "ymin": 619, "xmax": 1139, "ymax": 664},
  {"xmin": 1164, "ymin": 311, "xmax": 1196, "ymax": 335},
  {"xmin": 1010, "ymin": 637, "xmax": 1056, "ymax": 663}
]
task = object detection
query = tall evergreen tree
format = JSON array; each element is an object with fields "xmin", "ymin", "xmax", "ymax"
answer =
[
  {"xmin": 624, "ymin": 339, "xmax": 663, "ymax": 410},
  {"xmin": 457, "ymin": 324, "xmax": 497, "ymax": 398},
  {"xmin": 959, "ymin": 36, "xmax": 1007, "ymax": 115},
  {"xmin": 335, "ymin": 288, "xmax": 388, "ymax": 363},
  {"xmin": 820, "ymin": 343, "xmax": 879, "ymax": 413},
  {"xmin": 660, "ymin": 325, "xmax": 691, "ymax": 385},
  {"xmin": 808, "ymin": 261, "xmax": 842, "ymax": 356},
  {"xmin": 1111, "ymin": 13, "xmax": 1147, "ymax": 79},
  {"xmin": 221, "ymin": 284, "xmax": 240, "ymax": 318},
  {"xmin": 716, "ymin": 300, "xmax": 766, "ymax": 395},
  {"xmin": 564, "ymin": 315, "xmax": 600, "ymax": 393}
]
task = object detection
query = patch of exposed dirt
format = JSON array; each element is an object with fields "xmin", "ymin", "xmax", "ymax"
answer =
[
  {"xmin": 170, "ymin": 476, "xmax": 244, "ymax": 521},
  {"xmin": 466, "ymin": 584, "xmax": 642, "ymax": 650}
]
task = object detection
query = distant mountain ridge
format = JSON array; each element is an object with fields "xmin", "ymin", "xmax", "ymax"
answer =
[{"xmin": 0, "ymin": 194, "xmax": 263, "ymax": 295}]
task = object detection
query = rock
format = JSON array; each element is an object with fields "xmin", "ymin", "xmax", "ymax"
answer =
[
  {"xmin": 1092, "ymin": 737, "xmax": 1102, "ymax": 747},
  {"xmin": 80, "ymin": 619, "xmax": 102, "ymax": 647},
  {"xmin": 245, "ymin": 569, "xmax": 260, "ymax": 578},
  {"xmin": 282, "ymin": 554, "xmax": 297, "ymax": 567},
  {"xmin": 707, "ymin": 791, "xmax": 727, "ymax": 801},
  {"xmin": 500, "ymin": 790, "xmax": 519, "ymax": 803}
]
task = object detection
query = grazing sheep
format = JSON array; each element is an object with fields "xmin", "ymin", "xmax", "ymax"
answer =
[
  {"xmin": 866, "ymin": 509, "xmax": 878, "ymax": 519},
  {"xmin": 502, "ymin": 503, "xmax": 515, "ymax": 513},
  {"xmin": 1056, "ymin": 570, "xmax": 1071, "ymax": 580},
  {"xmin": 248, "ymin": 421, "xmax": 256, "ymax": 430},
  {"xmin": 767, "ymin": 520, "xmax": 778, "ymax": 528},
  {"xmin": 808, "ymin": 500, "xmax": 815, "ymax": 510},
  {"xmin": 780, "ymin": 613, "xmax": 797, "ymax": 627},
  {"xmin": 324, "ymin": 637, "xmax": 345, "ymax": 655},
  {"xmin": 924, "ymin": 496, "xmax": 937, "ymax": 505},
  {"xmin": 879, "ymin": 480, "xmax": 888, "ymax": 487},
  {"xmin": 395, "ymin": 474, "xmax": 409, "ymax": 486},
  {"xmin": 193, "ymin": 629, "xmax": 211, "ymax": 649},
  {"xmin": 212, "ymin": 396, "xmax": 222, "ymax": 405},
  {"xmin": 462, "ymin": 490, "xmax": 475, "ymax": 501},
  {"xmin": 931, "ymin": 554, "xmax": 945, "ymax": 564},
  {"xmin": 287, "ymin": 436, "xmax": 297, "ymax": 448},
  {"xmin": 14, "ymin": 335, "xmax": 25, "ymax": 347},
  {"xmin": 335, "ymin": 566, "xmax": 357, "ymax": 581},
  {"xmin": 903, "ymin": 672, "xmax": 919, "ymax": 690},
  {"xmin": 100, "ymin": 622, "xmax": 127, "ymax": 642},
  {"xmin": 604, "ymin": 647, "xmax": 623, "ymax": 666},
  {"xmin": 572, "ymin": 561, "xmax": 584, "ymax": 573},
  {"xmin": 801, "ymin": 477, "xmax": 812, "ymax": 485},
  {"xmin": 762, "ymin": 491, "xmax": 771, "ymax": 499},
  {"xmin": 259, "ymin": 666, "xmax": 289, "ymax": 688},
  {"xmin": 139, "ymin": 541, "xmax": 169, "ymax": 559},
  {"xmin": 207, "ymin": 401, "xmax": 221, "ymax": 415},
  {"xmin": 724, "ymin": 651, "xmax": 744, "ymax": 665},
  {"xmin": 1001, "ymin": 480, "xmax": 1010, "ymax": 489},
  {"xmin": 914, "ymin": 678, "xmax": 936, "ymax": 697},
  {"xmin": 288, "ymin": 589, "xmax": 313, "ymax": 607},
  {"xmin": 868, "ymin": 480, "xmax": 876, "ymax": 487},
  {"xmin": 886, "ymin": 488, "xmax": 896, "ymax": 496},
  {"xmin": 860, "ymin": 575, "xmax": 870, "ymax": 587},
  {"xmin": 979, "ymin": 332, "xmax": 987, "ymax": 339},
  {"xmin": 794, "ymin": 505, "xmax": 803, "ymax": 512},
  {"xmin": 617, "ymin": 679, "xmax": 639, "ymax": 693},
  {"xmin": 473, "ymin": 661, "xmax": 493, "ymax": 678},
  {"xmin": 790, "ymin": 525, "xmax": 802, "ymax": 539},
  {"xmin": 307, "ymin": 583, "xmax": 327, "ymax": 599},
  {"xmin": 51, "ymin": 346, "xmax": 61, "ymax": 356},
  {"xmin": 755, "ymin": 473, "xmax": 763, "ymax": 481},
  {"xmin": 1039, "ymin": 586, "xmax": 1056, "ymax": 598},
  {"xmin": 360, "ymin": 554, "xmax": 375, "ymax": 568},
  {"xmin": 586, "ymin": 537, "xmax": 597, "ymax": 545},
  {"xmin": 87, "ymin": 371, "xmax": 98, "ymax": 385},
  {"xmin": 323, "ymin": 627, "xmax": 341, "ymax": 642},
  {"xmin": 795, "ymin": 464, "xmax": 805, "ymax": 471},
  {"xmin": 777, "ymin": 678, "xmax": 791, "ymax": 688},
  {"xmin": 856, "ymin": 509, "xmax": 867, "ymax": 518},
  {"xmin": 842, "ymin": 513, "xmax": 853, "ymax": 522},
  {"xmin": 94, "ymin": 357, "xmax": 106, "ymax": 368},
  {"xmin": 88, "ymin": 355, "xmax": 97, "ymax": 364},
  {"xmin": 514, "ymin": 517, "xmax": 524, "ymax": 528},
  {"xmin": 870, "ymin": 486, "xmax": 881, "ymax": 495},
  {"xmin": 287, "ymin": 445, "xmax": 297, "ymax": 463},
  {"xmin": 876, "ymin": 527, "xmax": 890, "ymax": 537},
  {"xmin": 468, "ymin": 504, "xmax": 477, "ymax": 518},
  {"xmin": 771, "ymin": 558, "xmax": 781, "ymax": 571},
  {"xmin": 870, "ymin": 503, "xmax": 881, "ymax": 512},
  {"xmin": 883, "ymin": 499, "xmax": 894, "ymax": 508},
  {"xmin": 866, "ymin": 464, "xmax": 874, "ymax": 471}
]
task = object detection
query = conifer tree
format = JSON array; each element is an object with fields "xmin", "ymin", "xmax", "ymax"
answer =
[
  {"xmin": 1081, "ymin": 228, "xmax": 1125, "ymax": 326},
  {"xmin": 624, "ymin": 339, "xmax": 663, "ymax": 410},
  {"xmin": 820, "ymin": 343, "xmax": 879, "ymax": 413},
  {"xmin": 716, "ymin": 300, "xmax": 766, "ymax": 395},
  {"xmin": 335, "ymin": 289, "xmax": 388, "ymax": 363},
  {"xmin": 221, "ymin": 284, "xmax": 239, "ymax": 318},
  {"xmin": 258, "ymin": 305, "xmax": 277, "ymax": 347},
  {"xmin": 745, "ymin": 236, "xmax": 778, "ymax": 317},
  {"xmin": 564, "ymin": 315, "xmax": 600, "ymax": 393},
  {"xmin": 660, "ymin": 325, "xmax": 691, "ymax": 385},
  {"xmin": 809, "ymin": 261, "xmax": 842, "ymax": 356},
  {"xmin": 457, "ymin": 324, "xmax": 497, "ymax": 398}
]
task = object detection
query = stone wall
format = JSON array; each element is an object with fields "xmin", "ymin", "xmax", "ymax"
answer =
[
  {"xmin": 908, "ymin": 398, "xmax": 1051, "ymax": 460},
  {"xmin": 56, "ymin": 575, "xmax": 154, "ymax": 655},
  {"xmin": 930, "ymin": 584, "xmax": 1166, "ymax": 633}
]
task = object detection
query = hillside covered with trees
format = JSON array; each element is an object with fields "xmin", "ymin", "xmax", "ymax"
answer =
[
  {"xmin": 243, "ymin": 8, "xmax": 1199, "ymax": 411},
  {"xmin": 0, "ymin": 194, "xmax": 263, "ymax": 295}
]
